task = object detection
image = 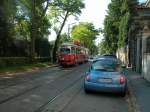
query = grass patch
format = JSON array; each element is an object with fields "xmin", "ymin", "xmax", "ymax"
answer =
[{"xmin": 0, "ymin": 62, "xmax": 55, "ymax": 75}]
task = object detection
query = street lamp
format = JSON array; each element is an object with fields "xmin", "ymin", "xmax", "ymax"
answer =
[{"xmin": 68, "ymin": 22, "xmax": 76, "ymax": 38}]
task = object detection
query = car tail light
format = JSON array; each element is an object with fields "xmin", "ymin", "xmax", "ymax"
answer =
[
  {"xmin": 85, "ymin": 73, "xmax": 90, "ymax": 81},
  {"xmin": 120, "ymin": 75, "xmax": 126, "ymax": 84}
]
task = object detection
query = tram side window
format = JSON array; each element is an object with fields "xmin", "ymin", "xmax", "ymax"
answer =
[
  {"xmin": 77, "ymin": 49, "xmax": 79, "ymax": 54},
  {"xmin": 71, "ymin": 47, "xmax": 76, "ymax": 54},
  {"xmin": 60, "ymin": 48, "xmax": 70, "ymax": 54},
  {"xmin": 75, "ymin": 49, "xmax": 77, "ymax": 54},
  {"xmin": 78, "ymin": 49, "xmax": 81, "ymax": 54},
  {"xmin": 81, "ymin": 49, "xmax": 85, "ymax": 55},
  {"xmin": 76, "ymin": 49, "xmax": 79, "ymax": 54}
]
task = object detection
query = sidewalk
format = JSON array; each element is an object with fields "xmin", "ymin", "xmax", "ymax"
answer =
[{"xmin": 127, "ymin": 69, "xmax": 150, "ymax": 112}]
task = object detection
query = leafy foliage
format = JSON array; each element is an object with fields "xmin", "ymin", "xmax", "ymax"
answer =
[
  {"xmin": 0, "ymin": 0, "xmax": 17, "ymax": 56},
  {"xmin": 59, "ymin": 33, "xmax": 70, "ymax": 43},
  {"xmin": 0, "ymin": 0, "xmax": 52, "ymax": 58},
  {"xmin": 0, "ymin": 0, "xmax": 86, "ymax": 64},
  {"xmin": 100, "ymin": 0, "xmax": 138, "ymax": 54},
  {"xmin": 71, "ymin": 22, "xmax": 99, "ymax": 55},
  {"xmin": 50, "ymin": 0, "xmax": 85, "ymax": 62}
]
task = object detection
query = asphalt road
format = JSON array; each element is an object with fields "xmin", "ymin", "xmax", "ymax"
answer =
[{"xmin": 0, "ymin": 63, "xmax": 128, "ymax": 112}]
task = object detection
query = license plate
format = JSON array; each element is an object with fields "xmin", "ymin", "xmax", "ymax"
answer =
[{"xmin": 98, "ymin": 78, "xmax": 112, "ymax": 83}]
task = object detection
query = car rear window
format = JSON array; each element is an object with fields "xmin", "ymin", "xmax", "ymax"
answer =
[{"xmin": 91, "ymin": 59, "xmax": 120, "ymax": 72}]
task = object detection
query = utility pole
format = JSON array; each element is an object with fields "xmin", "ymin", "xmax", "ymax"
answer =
[{"xmin": 67, "ymin": 22, "xmax": 76, "ymax": 39}]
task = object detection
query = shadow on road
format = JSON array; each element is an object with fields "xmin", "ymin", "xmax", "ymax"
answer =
[{"xmin": 84, "ymin": 91, "xmax": 126, "ymax": 98}]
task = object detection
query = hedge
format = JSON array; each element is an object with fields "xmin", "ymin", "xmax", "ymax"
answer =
[{"xmin": 0, "ymin": 57, "xmax": 52, "ymax": 67}]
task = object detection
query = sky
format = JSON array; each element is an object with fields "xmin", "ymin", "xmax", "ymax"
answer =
[
  {"xmin": 79, "ymin": 0, "xmax": 111, "ymax": 45},
  {"xmin": 49, "ymin": 0, "xmax": 111, "ymax": 45},
  {"xmin": 79, "ymin": 0, "xmax": 110, "ymax": 29},
  {"xmin": 49, "ymin": 0, "xmax": 147, "ymax": 45},
  {"xmin": 139, "ymin": 0, "xmax": 147, "ymax": 3}
]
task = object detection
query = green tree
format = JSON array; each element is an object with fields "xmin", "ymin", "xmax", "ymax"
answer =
[
  {"xmin": 102, "ymin": 0, "xmax": 122, "ymax": 54},
  {"xmin": 0, "ymin": 0, "xmax": 54, "ymax": 60},
  {"xmin": 118, "ymin": 0, "xmax": 130, "ymax": 47},
  {"xmin": 60, "ymin": 33, "xmax": 70, "ymax": 43},
  {"xmin": 0, "ymin": 0, "xmax": 16, "ymax": 56},
  {"xmin": 15, "ymin": 0, "xmax": 51, "ymax": 58},
  {"xmin": 71, "ymin": 22, "xmax": 99, "ymax": 55},
  {"xmin": 100, "ymin": 0, "xmax": 138, "ymax": 54},
  {"xmin": 49, "ymin": 0, "xmax": 85, "ymax": 62},
  {"xmin": 98, "ymin": 39, "xmax": 110, "ymax": 55},
  {"xmin": 30, "ymin": 0, "xmax": 52, "ymax": 60}
]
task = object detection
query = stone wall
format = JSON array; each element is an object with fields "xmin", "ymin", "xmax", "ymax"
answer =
[
  {"xmin": 116, "ymin": 47, "xmax": 128, "ymax": 65},
  {"xmin": 143, "ymin": 53, "xmax": 150, "ymax": 82}
]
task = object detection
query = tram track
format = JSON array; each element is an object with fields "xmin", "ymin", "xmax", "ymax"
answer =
[
  {"xmin": 0, "ymin": 64, "xmax": 86, "ymax": 106},
  {"xmin": 0, "ymin": 66, "xmax": 75, "ymax": 90},
  {"xmin": 33, "ymin": 65, "xmax": 86, "ymax": 112},
  {"xmin": 0, "ymin": 85, "xmax": 41, "ymax": 104},
  {"xmin": 34, "ymin": 75, "xmax": 84, "ymax": 112},
  {"xmin": 0, "ymin": 67, "xmax": 60, "ymax": 89}
]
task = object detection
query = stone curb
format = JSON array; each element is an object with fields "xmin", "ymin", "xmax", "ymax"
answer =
[{"xmin": 127, "ymin": 79, "xmax": 141, "ymax": 112}]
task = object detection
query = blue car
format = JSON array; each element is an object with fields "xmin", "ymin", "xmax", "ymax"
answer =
[{"xmin": 84, "ymin": 58, "xmax": 127, "ymax": 96}]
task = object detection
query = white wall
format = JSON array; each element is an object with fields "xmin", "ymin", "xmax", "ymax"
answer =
[
  {"xmin": 116, "ymin": 47, "xmax": 128, "ymax": 65},
  {"xmin": 143, "ymin": 53, "xmax": 150, "ymax": 82}
]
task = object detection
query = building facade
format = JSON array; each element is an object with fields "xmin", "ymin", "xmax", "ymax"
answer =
[{"xmin": 128, "ymin": 0, "xmax": 150, "ymax": 81}]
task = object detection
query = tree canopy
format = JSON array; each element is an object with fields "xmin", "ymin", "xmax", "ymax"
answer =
[
  {"xmin": 0, "ymin": 0, "xmax": 86, "ymax": 63},
  {"xmin": 49, "ymin": 0, "xmax": 85, "ymax": 62},
  {"xmin": 99, "ymin": 0, "xmax": 138, "ymax": 55},
  {"xmin": 71, "ymin": 22, "xmax": 99, "ymax": 55},
  {"xmin": 0, "ymin": 0, "xmax": 52, "ymax": 58}
]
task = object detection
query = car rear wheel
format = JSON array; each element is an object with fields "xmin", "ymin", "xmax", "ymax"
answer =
[
  {"xmin": 120, "ymin": 91, "xmax": 126, "ymax": 97},
  {"xmin": 84, "ymin": 88, "xmax": 91, "ymax": 93},
  {"xmin": 120, "ymin": 87, "xmax": 127, "ymax": 97}
]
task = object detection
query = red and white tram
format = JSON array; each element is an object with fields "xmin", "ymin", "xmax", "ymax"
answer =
[{"xmin": 58, "ymin": 42, "xmax": 89, "ymax": 66}]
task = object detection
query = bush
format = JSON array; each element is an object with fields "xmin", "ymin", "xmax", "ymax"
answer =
[
  {"xmin": 34, "ymin": 57, "xmax": 51, "ymax": 63},
  {"xmin": 0, "ymin": 57, "xmax": 51, "ymax": 67},
  {"xmin": 0, "ymin": 57, "xmax": 28, "ymax": 67}
]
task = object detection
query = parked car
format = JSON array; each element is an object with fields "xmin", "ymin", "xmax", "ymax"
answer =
[
  {"xmin": 102, "ymin": 54, "xmax": 117, "ymax": 59},
  {"xmin": 88, "ymin": 57, "xmax": 94, "ymax": 62},
  {"xmin": 84, "ymin": 58, "xmax": 127, "ymax": 96},
  {"xmin": 88, "ymin": 56, "xmax": 98, "ymax": 62}
]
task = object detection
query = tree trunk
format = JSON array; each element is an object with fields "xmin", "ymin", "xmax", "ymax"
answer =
[
  {"xmin": 52, "ymin": 11, "xmax": 69, "ymax": 63},
  {"xmin": 41, "ymin": 0, "xmax": 49, "ymax": 17},
  {"xmin": 30, "ymin": 0, "xmax": 36, "ymax": 62}
]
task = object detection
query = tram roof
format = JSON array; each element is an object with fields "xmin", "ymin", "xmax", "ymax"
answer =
[{"xmin": 61, "ymin": 43, "xmax": 87, "ymax": 49}]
